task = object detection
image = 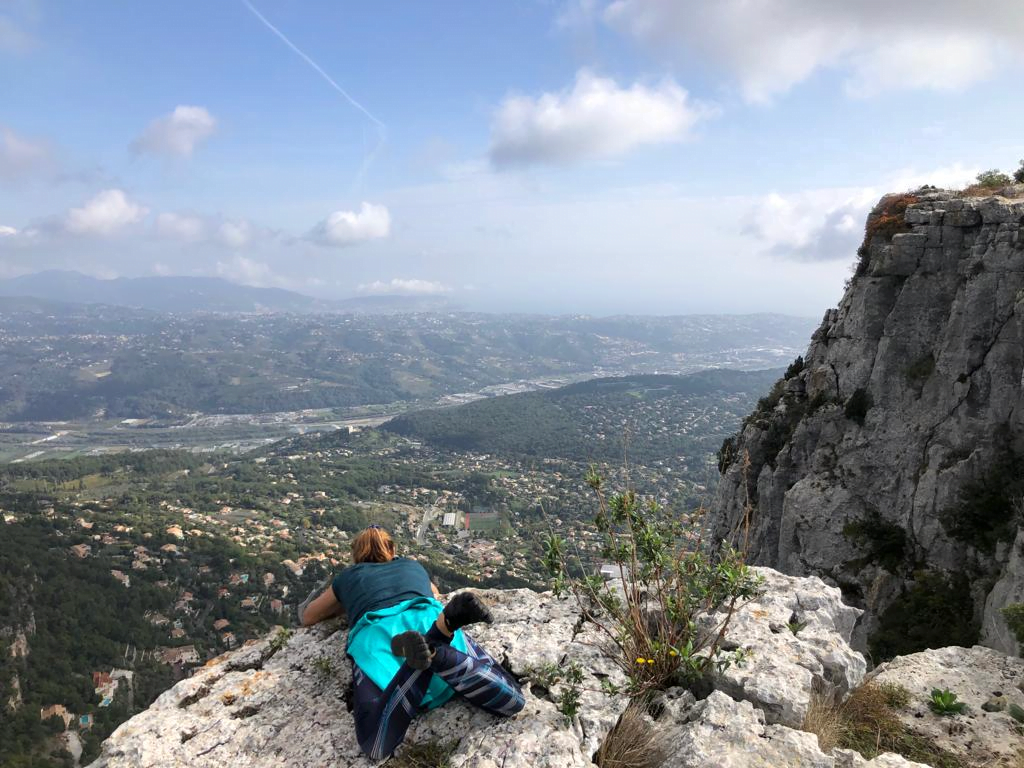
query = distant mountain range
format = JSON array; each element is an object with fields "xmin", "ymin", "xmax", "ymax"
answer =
[{"xmin": 0, "ymin": 271, "xmax": 453, "ymax": 314}]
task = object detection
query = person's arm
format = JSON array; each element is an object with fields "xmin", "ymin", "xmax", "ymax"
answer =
[
  {"xmin": 431, "ymin": 582, "xmax": 442, "ymax": 599},
  {"xmin": 297, "ymin": 574, "xmax": 345, "ymax": 626},
  {"xmin": 300, "ymin": 587, "xmax": 344, "ymax": 626}
]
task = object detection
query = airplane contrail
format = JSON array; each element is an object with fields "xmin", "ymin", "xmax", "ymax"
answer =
[{"xmin": 240, "ymin": 0, "xmax": 386, "ymax": 132}]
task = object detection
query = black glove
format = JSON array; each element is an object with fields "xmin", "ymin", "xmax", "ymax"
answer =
[
  {"xmin": 442, "ymin": 591, "xmax": 493, "ymax": 632},
  {"xmin": 390, "ymin": 631, "xmax": 434, "ymax": 671}
]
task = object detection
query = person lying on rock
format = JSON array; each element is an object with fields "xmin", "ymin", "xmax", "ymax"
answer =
[{"xmin": 298, "ymin": 524, "xmax": 525, "ymax": 760}]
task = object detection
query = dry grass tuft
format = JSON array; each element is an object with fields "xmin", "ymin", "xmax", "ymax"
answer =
[
  {"xmin": 959, "ymin": 183, "xmax": 1024, "ymax": 199},
  {"xmin": 803, "ymin": 690, "xmax": 843, "ymax": 753},
  {"xmin": 390, "ymin": 739, "xmax": 458, "ymax": 768},
  {"xmin": 594, "ymin": 703, "xmax": 664, "ymax": 768},
  {"xmin": 840, "ymin": 683, "xmax": 905, "ymax": 752},
  {"xmin": 835, "ymin": 683, "xmax": 964, "ymax": 768},
  {"xmin": 877, "ymin": 681, "xmax": 910, "ymax": 710}
]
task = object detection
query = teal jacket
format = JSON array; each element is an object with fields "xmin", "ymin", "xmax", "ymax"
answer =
[{"xmin": 347, "ymin": 596, "xmax": 467, "ymax": 710}]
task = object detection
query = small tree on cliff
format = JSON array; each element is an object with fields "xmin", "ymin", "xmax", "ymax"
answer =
[
  {"xmin": 543, "ymin": 469, "xmax": 761, "ymax": 696},
  {"xmin": 975, "ymin": 169, "xmax": 1012, "ymax": 189},
  {"xmin": 1014, "ymin": 160, "xmax": 1024, "ymax": 184}
]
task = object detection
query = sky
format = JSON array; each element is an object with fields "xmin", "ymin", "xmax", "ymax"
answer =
[{"xmin": 1, "ymin": 0, "xmax": 1023, "ymax": 316}]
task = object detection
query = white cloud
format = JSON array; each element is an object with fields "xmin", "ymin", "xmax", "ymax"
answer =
[
  {"xmin": 844, "ymin": 34, "xmax": 998, "ymax": 98},
  {"xmin": 0, "ymin": 125, "xmax": 51, "ymax": 180},
  {"xmin": 0, "ymin": 225, "xmax": 17, "ymax": 237},
  {"xmin": 489, "ymin": 69, "xmax": 711, "ymax": 167},
  {"xmin": 743, "ymin": 164, "xmax": 979, "ymax": 261},
  {"xmin": 310, "ymin": 202, "xmax": 391, "ymax": 247},
  {"xmin": 156, "ymin": 212, "xmax": 207, "ymax": 242},
  {"xmin": 217, "ymin": 219, "xmax": 253, "ymax": 249},
  {"xmin": 886, "ymin": 163, "xmax": 980, "ymax": 192},
  {"xmin": 155, "ymin": 213, "xmax": 270, "ymax": 249},
  {"xmin": 216, "ymin": 254, "xmax": 278, "ymax": 286},
  {"xmin": 213, "ymin": 255, "xmax": 316, "ymax": 292},
  {"xmin": 601, "ymin": 0, "xmax": 1024, "ymax": 102},
  {"xmin": 357, "ymin": 278, "xmax": 449, "ymax": 296},
  {"xmin": 743, "ymin": 190, "xmax": 876, "ymax": 262},
  {"xmin": 131, "ymin": 105, "xmax": 217, "ymax": 157},
  {"xmin": 65, "ymin": 189, "xmax": 148, "ymax": 236}
]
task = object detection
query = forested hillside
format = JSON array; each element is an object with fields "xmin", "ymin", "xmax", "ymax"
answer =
[{"xmin": 383, "ymin": 370, "xmax": 780, "ymax": 465}]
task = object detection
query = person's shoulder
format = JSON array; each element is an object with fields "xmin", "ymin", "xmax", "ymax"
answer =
[
  {"xmin": 333, "ymin": 561, "xmax": 364, "ymax": 585},
  {"xmin": 390, "ymin": 557, "xmax": 426, "ymax": 571}
]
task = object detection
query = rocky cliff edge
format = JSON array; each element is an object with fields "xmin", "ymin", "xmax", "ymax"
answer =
[{"xmin": 87, "ymin": 569, "xmax": 1024, "ymax": 768}]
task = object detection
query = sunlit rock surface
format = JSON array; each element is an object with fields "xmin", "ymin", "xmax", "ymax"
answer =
[{"xmin": 91, "ymin": 575, "xmax": 879, "ymax": 767}]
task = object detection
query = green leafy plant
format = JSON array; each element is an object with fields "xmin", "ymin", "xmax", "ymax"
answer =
[
  {"xmin": 523, "ymin": 659, "xmax": 588, "ymax": 725},
  {"xmin": 787, "ymin": 620, "xmax": 808, "ymax": 636},
  {"xmin": 557, "ymin": 661, "xmax": 584, "ymax": 725},
  {"xmin": 1002, "ymin": 603, "xmax": 1024, "ymax": 646},
  {"xmin": 268, "ymin": 626, "xmax": 292, "ymax": 653},
  {"xmin": 842, "ymin": 511, "xmax": 907, "ymax": 573},
  {"xmin": 1014, "ymin": 160, "xmax": 1024, "ymax": 184},
  {"xmin": 544, "ymin": 469, "xmax": 762, "ymax": 697},
  {"xmin": 942, "ymin": 445, "xmax": 1024, "ymax": 554},
  {"xmin": 313, "ymin": 656, "xmax": 334, "ymax": 677},
  {"xmin": 785, "ymin": 356, "xmax": 805, "ymax": 379},
  {"xmin": 1008, "ymin": 702, "xmax": 1024, "ymax": 724},
  {"xmin": 928, "ymin": 688, "xmax": 967, "ymax": 716},
  {"xmin": 523, "ymin": 661, "xmax": 563, "ymax": 693},
  {"xmin": 870, "ymin": 571, "xmax": 978, "ymax": 661},
  {"xmin": 975, "ymin": 169, "xmax": 1012, "ymax": 189}
]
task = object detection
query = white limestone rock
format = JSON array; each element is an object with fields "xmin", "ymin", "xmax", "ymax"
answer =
[
  {"xmin": 704, "ymin": 567, "xmax": 867, "ymax": 728},
  {"xmin": 983, "ymin": 527, "xmax": 1024, "ymax": 655},
  {"xmin": 658, "ymin": 691, "xmax": 926, "ymax": 768},
  {"xmin": 867, "ymin": 645, "xmax": 1024, "ymax": 768},
  {"xmin": 85, "ymin": 575, "xmax": 876, "ymax": 768},
  {"xmin": 88, "ymin": 588, "xmax": 628, "ymax": 768},
  {"xmin": 832, "ymin": 749, "xmax": 932, "ymax": 768},
  {"xmin": 661, "ymin": 691, "xmax": 833, "ymax": 768}
]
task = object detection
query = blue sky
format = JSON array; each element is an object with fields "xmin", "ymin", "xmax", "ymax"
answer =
[{"xmin": 1, "ymin": 0, "xmax": 1023, "ymax": 315}]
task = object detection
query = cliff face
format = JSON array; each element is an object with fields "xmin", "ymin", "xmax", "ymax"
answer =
[{"xmin": 710, "ymin": 188, "xmax": 1024, "ymax": 654}]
